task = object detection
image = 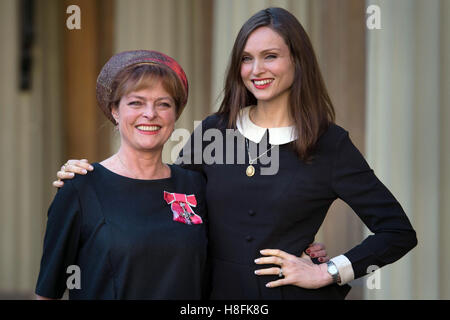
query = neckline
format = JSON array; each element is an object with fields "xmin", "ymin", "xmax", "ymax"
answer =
[
  {"xmin": 247, "ymin": 105, "xmax": 294, "ymax": 129},
  {"xmin": 236, "ymin": 106, "xmax": 298, "ymax": 145},
  {"xmin": 94, "ymin": 162, "xmax": 174, "ymax": 183}
]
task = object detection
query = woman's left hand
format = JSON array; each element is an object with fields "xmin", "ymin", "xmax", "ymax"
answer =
[{"xmin": 254, "ymin": 249, "xmax": 333, "ymax": 289}]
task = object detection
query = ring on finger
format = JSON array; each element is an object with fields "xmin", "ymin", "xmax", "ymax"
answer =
[{"xmin": 278, "ymin": 268, "xmax": 284, "ymax": 278}]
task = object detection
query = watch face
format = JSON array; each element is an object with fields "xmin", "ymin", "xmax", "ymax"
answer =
[{"xmin": 328, "ymin": 264, "xmax": 338, "ymax": 274}]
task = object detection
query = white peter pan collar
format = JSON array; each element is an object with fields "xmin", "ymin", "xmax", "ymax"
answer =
[{"xmin": 236, "ymin": 106, "xmax": 298, "ymax": 145}]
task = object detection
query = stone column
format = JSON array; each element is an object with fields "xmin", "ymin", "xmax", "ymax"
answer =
[
  {"xmin": 365, "ymin": 0, "xmax": 450, "ymax": 299},
  {"xmin": 0, "ymin": 0, "xmax": 63, "ymax": 296}
]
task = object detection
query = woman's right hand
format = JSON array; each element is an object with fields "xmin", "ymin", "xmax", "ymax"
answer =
[{"xmin": 53, "ymin": 159, "xmax": 94, "ymax": 188}]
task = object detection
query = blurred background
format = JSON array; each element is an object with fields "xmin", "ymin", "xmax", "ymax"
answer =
[{"xmin": 0, "ymin": 0, "xmax": 448, "ymax": 300}]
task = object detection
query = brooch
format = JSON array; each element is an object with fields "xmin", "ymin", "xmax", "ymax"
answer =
[{"xmin": 163, "ymin": 191, "xmax": 203, "ymax": 225}]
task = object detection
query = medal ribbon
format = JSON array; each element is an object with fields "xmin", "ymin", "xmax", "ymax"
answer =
[{"xmin": 163, "ymin": 191, "xmax": 203, "ymax": 225}]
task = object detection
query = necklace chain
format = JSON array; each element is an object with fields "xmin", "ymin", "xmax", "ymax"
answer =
[
  {"xmin": 245, "ymin": 138, "xmax": 275, "ymax": 165},
  {"xmin": 116, "ymin": 153, "xmax": 137, "ymax": 178},
  {"xmin": 116, "ymin": 153, "xmax": 170, "ymax": 179}
]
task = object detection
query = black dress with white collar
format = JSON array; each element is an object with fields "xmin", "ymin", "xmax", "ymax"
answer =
[{"xmin": 178, "ymin": 109, "xmax": 417, "ymax": 300}]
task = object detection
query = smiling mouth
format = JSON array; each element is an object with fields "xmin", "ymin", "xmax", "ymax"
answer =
[
  {"xmin": 252, "ymin": 79, "xmax": 274, "ymax": 89},
  {"xmin": 136, "ymin": 125, "xmax": 161, "ymax": 134}
]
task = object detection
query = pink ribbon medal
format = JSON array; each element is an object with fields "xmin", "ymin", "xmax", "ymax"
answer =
[{"xmin": 163, "ymin": 191, "xmax": 203, "ymax": 225}]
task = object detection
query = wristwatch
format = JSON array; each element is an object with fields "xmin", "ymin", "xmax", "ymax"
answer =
[{"xmin": 326, "ymin": 261, "xmax": 341, "ymax": 284}]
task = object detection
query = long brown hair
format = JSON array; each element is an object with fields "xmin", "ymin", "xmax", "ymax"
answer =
[{"xmin": 217, "ymin": 7, "xmax": 335, "ymax": 161}]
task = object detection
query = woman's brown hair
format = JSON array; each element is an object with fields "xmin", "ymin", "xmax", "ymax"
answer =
[{"xmin": 217, "ymin": 7, "xmax": 335, "ymax": 161}]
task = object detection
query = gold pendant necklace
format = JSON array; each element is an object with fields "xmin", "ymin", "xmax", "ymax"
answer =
[
  {"xmin": 246, "ymin": 164, "xmax": 255, "ymax": 177},
  {"xmin": 245, "ymin": 138, "xmax": 274, "ymax": 177}
]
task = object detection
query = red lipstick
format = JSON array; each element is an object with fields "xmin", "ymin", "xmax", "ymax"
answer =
[{"xmin": 252, "ymin": 78, "xmax": 274, "ymax": 89}]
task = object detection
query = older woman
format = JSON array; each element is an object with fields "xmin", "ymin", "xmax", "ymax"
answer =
[{"xmin": 35, "ymin": 50, "xmax": 208, "ymax": 299}]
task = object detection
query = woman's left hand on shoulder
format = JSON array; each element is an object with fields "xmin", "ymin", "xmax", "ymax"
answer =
[{"xmin": 254, "ymin": 249, "xmax": 333, "ymax": 289}]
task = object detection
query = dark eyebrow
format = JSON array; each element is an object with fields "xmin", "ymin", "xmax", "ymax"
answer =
[
  {"xmin": 261, "ymin": 48, "xmax": 281, "ymax": 53},
  {"xmin": 242, "ymin": 48, "xmax": 281, "ymax": 56}
]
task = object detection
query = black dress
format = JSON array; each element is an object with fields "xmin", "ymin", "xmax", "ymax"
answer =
[
  {"xmin": 35, "ymin": 163, "xmax": 208, "ymax": 299},
  {"xmin": 179, "ymin": 114, "xmax": 417, "ymax": 300}
]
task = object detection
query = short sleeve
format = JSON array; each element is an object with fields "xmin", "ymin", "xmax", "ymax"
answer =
[
  {"xmin": 331, "ymin": 131, "xmax": 417, "ymax": 279},
  {"xmin": 35, "ymin": 181, "xmax": 82, "ymax": 299}
]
